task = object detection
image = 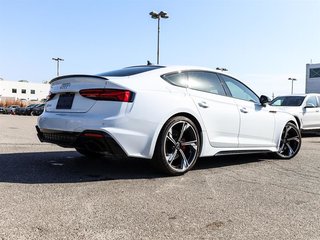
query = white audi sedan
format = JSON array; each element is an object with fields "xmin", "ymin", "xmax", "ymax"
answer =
[
  {"xmin": 37, "ymin": 65, "xmax": 301, "ymax": 175},
  {"xmin": 270, "ymin": 94, "xmax": 320, "ymax": 131}
]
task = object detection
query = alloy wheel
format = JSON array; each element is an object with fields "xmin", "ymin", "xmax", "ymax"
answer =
[
  {"xmin": 163, "ymin": 120, "xmax": 199, "ymax": 173},
  {"xmin": 277, "ymin": 122, "xmax": 301, "ymax": 159}
]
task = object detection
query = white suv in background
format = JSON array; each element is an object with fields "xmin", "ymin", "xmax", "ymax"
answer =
[{"xmin": 270, "ymin": 94, "xmax": 320, "ymax": 131}]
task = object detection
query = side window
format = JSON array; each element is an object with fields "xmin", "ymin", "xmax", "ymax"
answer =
[
  {"xmin": 271, "ymin": 98, "xmax": 283, "ymax": 106},
  {"xmin": 221, "ymin": 75, "xmax": 260, "ymax": 103},
  {"xmin": 306, "ymin": 96, "xmax": 318, "ymax": 107},
  {"xmin": 188, "ymin": 71, "xmax": 226, "ymax": 96},
  {"xmin": 162, "ymin": 72, "xmax": 188, "ymax": 88}
]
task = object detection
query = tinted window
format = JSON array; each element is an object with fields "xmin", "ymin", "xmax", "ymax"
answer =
[
  {"xmin": 97, "ymin": 66, "xmax": 164, "ymax": 77},
  {"xmin": 221, "ymin": 75, "xmax": 259, "ymax": 103},
  {"xmin": 270, "ymin": 96, "xmax": 305, "ymax": 106},
  {"xmin": 162, "ymin": 72, "xmax": 188, "ymax": 88},
  {"xmin": 188, "ymin": 71, "xmax": 226, "ymax": 95},
  {"xmin": 306, "ymin": 96, "xmax": 318, "ymax": 107},
  {"xmin": 310, "ymin": 68, "xmax": 320, "ymax": 78}
]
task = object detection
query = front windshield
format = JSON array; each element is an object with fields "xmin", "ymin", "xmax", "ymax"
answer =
[{"xmin": 270, "ymin": 96, "xmax": 305, "ymax": 106}]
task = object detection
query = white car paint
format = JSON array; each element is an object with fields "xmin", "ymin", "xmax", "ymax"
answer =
[
  {"xmin": 37, "ymin": 65, "xmax": 300, "ymax": 174},
  {"xmin": 270, "ymin": 93, "xmax": 320, "ymax": 131}
]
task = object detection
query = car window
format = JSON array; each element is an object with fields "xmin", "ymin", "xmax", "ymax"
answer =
[
  {"xmin": 270, "ymin": 96, "xmax": 305, "ymax": 106},
  {"xmin": 220, "ymin": 75, "xmax": 259, "ymax": 103},
  {"xmin": 162, "ymin": 72, "xmax": 188, "ymax": 88},
  {"xmin": 187, "ymin": 71, "xmax": 226, "ymax": 96},
  {"xmin": 306, "ymin": 96, "xmax": 318, "ymax": 107}
]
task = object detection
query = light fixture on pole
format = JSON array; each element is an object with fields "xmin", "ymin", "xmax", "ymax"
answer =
[
  {"xmin": 149, "ymin": 11, "xmax": 169, "ymax": 65},
  {"xmin": 288, "ymin": 77, "xmax": 297, "ymax": 94},
  {"xmin": 216, "ymin": 67, "xmax": 228, "ymax": 72},
  {"xmin": 52, "ymin": 57, "xmax": 64, "ymax": 76}
]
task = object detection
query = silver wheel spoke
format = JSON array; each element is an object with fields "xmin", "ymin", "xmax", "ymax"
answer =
[
  {"xmin": 287, "ymin": 136, "xmax": 300, "ymax": 143},
  {"xmin": 286, "ymin": 143, "xmax": 294, "ymax": 156},
  {"xmin": 166, "ymin": 149, "xmax": 178, "ymax": 164},
  {"xmin": 179, "ymin": 149, "xmax": 189, "ymax": 170},
  {"xmin": 284, "ymin": 126, "xmax": 292, "ymax": 138},
  {"xmin": 181, "ymin": 140, "xmax": 198, "ymax": 151},
  {"xmin": 178, "ymin": 122, "xmax": 190, "ymax": 142},
  {"xmin": 279, "ymin": 140, "xmax": 285, "ymax": 153},
  {"xmin": 166, "ymin": 130, "xmax": 177, "ymax": 145}
]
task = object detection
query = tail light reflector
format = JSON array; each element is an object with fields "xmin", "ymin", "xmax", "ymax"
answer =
[
  {"xmin": 83, "ymin": 133, "xmax": 104, "ymax": 138},
  {"xmin": 79, "ymin": 89, "xmax": 134, "ymax": 102}
]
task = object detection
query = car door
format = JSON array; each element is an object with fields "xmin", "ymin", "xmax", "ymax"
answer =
[
  {"xmin": 220, "ymin": 74, "xmax": 276, "ymax": 148},
  {"xmin": 302, "ymin": 95, "xmax": 320, "ymax": 129},
  {"xmin": 187, "ymin": 71, "xmax": 240, "ymax": 148}
]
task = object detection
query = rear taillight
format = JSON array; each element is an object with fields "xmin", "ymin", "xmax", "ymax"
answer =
[
  {"xmin": 79, "ymin": 89, "xmax": 135, "ymax": 102},
  {"xmin": 46, "ymin": 92, "xmax": 56, "ymax": 101}
]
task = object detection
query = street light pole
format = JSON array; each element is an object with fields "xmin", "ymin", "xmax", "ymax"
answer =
[
  {"xmin": 52, "ymin": 57, "xmax": 64, "ymax": 76},
  {"xmin": 149, "ymin": 11, "xmax": 169, "ymax": 65},
  {"xmin": 288, "ymin": 77, "xmax": 297, "ymax": 94}
]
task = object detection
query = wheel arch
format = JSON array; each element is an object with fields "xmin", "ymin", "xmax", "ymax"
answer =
[
  {"xmin": 289, "ymin": 119, "xmax": 299, "ymax": 128},
  {"xmin": 291, "ymin": 115, "xmax": 301, "ymax": 129},
  {"xmin": 149, "ymin": 112, "xmax": 204, "ymax": 159}
]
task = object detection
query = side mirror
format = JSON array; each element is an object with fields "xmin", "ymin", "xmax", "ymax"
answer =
[{"xmin": 259, "ymin": 95, "xmax": 270, "ymax": 106}]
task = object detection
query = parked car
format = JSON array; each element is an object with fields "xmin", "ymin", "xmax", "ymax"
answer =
[
  {"xmin": 270, "ymin": 93, "xmax": 320, "ymax": 131},
  {"xmin": 5, "ymin": 105, "xmax": 20, "ymax": 114},
  {"xmin": 36, "ymin": 65, "xmax": 301, "ymax": 175},
  {"xmin": 24, "ymin": 104, "xmax": 39, "ymax": 115},
  {"xmin": 31, "ymin": 104, "xmax": 45, "ymax": 116},
  {"xmin": 15, "ymin": 106, "xmax": 26, "ymax": 115},
  {"xmin": 0, "ymin": 107, "xmax": 5, "ymax": 114}
]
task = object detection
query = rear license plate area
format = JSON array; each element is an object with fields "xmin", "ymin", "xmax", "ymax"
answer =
[{"xmin": 56, "ymin": 93, "xmax": 75, "ymax": 109}]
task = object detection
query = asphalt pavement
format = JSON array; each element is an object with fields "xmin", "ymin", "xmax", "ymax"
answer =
[{"xmin": 0, "ymin": 115, "xmax": 320, "ymax": 240}]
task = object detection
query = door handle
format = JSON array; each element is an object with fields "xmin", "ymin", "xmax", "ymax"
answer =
[
  {"xmin": 198, "ymin": 101, "xmax": 209, "ymax": 108},
  {"xmin": 240, "ymin": 107, "xmax": 248, "ymax": 113}
]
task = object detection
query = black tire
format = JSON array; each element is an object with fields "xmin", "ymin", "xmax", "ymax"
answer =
[
  {"xmin": 274, "ymin": 122, "xmax": 301, "ymax": 159},
  {"xmin": 153, "ymin": 116, "xmax": 201, "ymax": 175},
  {"xmin": 76, "ymin": 148, "xmax": 104, "ymax": 158}
]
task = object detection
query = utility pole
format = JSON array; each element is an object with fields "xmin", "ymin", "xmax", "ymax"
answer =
[
  {"xmin": 149, "ymin": 11, "xmax": 169, "ymax": 65},
  {"xmin": 52, "ymin": 57, "xmax": 64, "ymax": 76},
  {"xmin": 288, "ymin": 77, "xmax": 297, "ymax": 94}
]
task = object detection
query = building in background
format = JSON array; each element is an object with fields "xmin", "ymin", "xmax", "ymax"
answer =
[
  {"xmin": 0, "ymin": 79, "xmax": 50, "ymax": 104},
  {"xmin": 306, "ymin": 63, "xmax": 320, "ymax": 93}
]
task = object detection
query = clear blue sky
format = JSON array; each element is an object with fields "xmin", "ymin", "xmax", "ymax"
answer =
[{"xmin": 1, "ymin": 0, "xmax": 319, "ymax": 97}]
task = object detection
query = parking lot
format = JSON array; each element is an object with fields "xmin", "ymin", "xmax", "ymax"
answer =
[{"xmin": 1, "ymin": 114, "xmax": 320, "ymax": 240}]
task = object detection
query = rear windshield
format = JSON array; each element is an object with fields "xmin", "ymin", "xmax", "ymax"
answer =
[
  {"xmin": 97, "ymin": 65, "xmax": 165, "ymax": 77},
  {"xmin": 270, "ymin": 96, "xmax": 305, "ymax": 106}
]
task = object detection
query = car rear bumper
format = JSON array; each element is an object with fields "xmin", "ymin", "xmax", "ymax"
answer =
[{"xmin": 36, "ymin": 126, "xmax": 127, "ymax": 157}]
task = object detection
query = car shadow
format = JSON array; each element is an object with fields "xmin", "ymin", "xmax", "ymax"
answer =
[
  {"xmin": 195, "ymin": 154, "xmax": 271, "ymax": 171},
  {"xmin": 0, "ymin": 151, "xmax": 270, "ymax": 184},
  {"xmin": 301, "ymin": 131, "xmax": 320, "ymax": 138}
]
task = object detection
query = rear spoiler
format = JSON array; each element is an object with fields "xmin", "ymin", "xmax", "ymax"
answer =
[{"xmin": 50, "ymin": 74, "xmax": 108, "ymax": 84}]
